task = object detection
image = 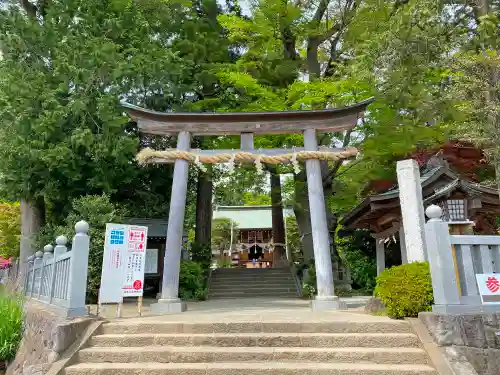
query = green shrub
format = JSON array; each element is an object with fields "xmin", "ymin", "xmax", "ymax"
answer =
[
  {"xmin": 301, "ymin": 265, "xmax": 317, "ymax": 299},
  {"xmin": 374, "ymin": 262, "xmax": 434, "ymax": 319},
  {"xmin": 179, "ymin": 261, "xmax": 207, "ymax": 301},
  {"xmin": 0, "ymin": 289, "xmax": 23, "ymax": 362},
  {"xmin": 336, "ymin": 227, "xmax": 377, "ymax": 293},
  {"xmin": 217, "ymin": 259, "xmax": 232, "ymax": 268},
  {"xmin": 189, "ymin": 243, "xmax": 212, "ymax": 275}
]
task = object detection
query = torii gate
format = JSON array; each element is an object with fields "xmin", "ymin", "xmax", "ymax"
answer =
[{"xmin": 123, "ymin": 99, "xmax": 373, "ymax": 313}]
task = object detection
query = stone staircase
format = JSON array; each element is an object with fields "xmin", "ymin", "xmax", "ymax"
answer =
[
  {"xmin": 208, "ymin": 268, "xmax": 298, "ymax": 299},
  {"xmin": 64, "ymin": 319, "xmax": 437, "ymax": 375}
]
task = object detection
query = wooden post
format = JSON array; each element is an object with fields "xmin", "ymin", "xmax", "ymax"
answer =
[
  {"xmin": 449, "ymin": 222, "xmax": 474, "ymax": 297},
  {"xmin": 151, "ymin": 131, "xmax": 190, "ymax": 314},
  {"xmin": 303, "ymin": 129, "xmax": 340, "ymax": 311},
  {"xmin": 376, "ymin": 239, "xmax": 385, "ymax": 276}
]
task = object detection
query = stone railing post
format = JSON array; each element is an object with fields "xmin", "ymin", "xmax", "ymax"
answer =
[
  {"xmin": 51, "ymin": 236, "xmax": 68, "ymax": 304},
  {"xmin": 425, "ymin": 205, "xmax": 462, "ymax": 313},
  {"xmin": 26, "ymin": 255, "xmax": 35, "ymax": 295},
  {"xmin": 66, "ymin": 221, "xmax": 90, "ymax": 317},
  {"xmin": 32, "ymin": 253, "xmax": 43, "ymax": 297},
  {"xmin": 43, "ymin": 244, "xmax": 55, "ymax": 301},
  {"xmin": 35, "ymin": 250, "xmax": 45, "ymax": 298}
]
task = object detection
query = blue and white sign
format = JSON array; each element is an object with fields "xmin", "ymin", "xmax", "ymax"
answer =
[
  {"xmin": 109, "ymin": 229, "xmax": 125, "ymax": 245},
  {"xmin": 99, "ymin": 224, "xmax": 148, "ymax": 304}
]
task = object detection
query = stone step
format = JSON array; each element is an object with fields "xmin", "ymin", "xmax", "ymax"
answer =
[
  {"xmin": 208, "ymin": 286, "xmax": 295, "ymax": 292},
  {"xmin": 64, "ymin": 362, "xmax": 437, "ymax": 375},
  {"xmin": 100, "ymin": 321, "xmax": 412, "ymax": 335},
  {"xmin": 208, "ymin": 295, "xmax": 298, "ymax": 300},
  {"xmin": 211, "ymin": 276, "xmax": 295, "ymax": 282},
  {"xmin": 212, "ymin": 270, "xmax": 292, "ymax": 274},
  {"xmin": 77, "ymin": 346, "xmax": 430, "ymax": 365},
  {"xmin": 208, "ymin": 291, "xmax": 298, "ymax": 298},
  {"xmin": 208, "ymin": 286, "xmax": 296, "ymax": 292},
  {"xmin": 210, "ymin": 279, "xmax": 295, "ymax": 284},
  {"xmin": 90, "ymin": 333, "xmax": 420, "ymax": 348}
]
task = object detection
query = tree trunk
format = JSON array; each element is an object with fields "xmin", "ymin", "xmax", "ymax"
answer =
[
  {"xmin": 20, "ymin": 197, "xmax": 45, "ymax": 279},
  {"xmin": 293, "ymin": 171, "xmax": 315, "ymax": 262},
  {"xmin": 194, "ymin": 167, "xmax": 213, "ymax": 250},
  {"xmin": 270, "ymin": 172, "xmax": 286, "ymax": 267}
]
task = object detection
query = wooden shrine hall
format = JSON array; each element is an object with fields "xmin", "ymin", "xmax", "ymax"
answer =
[
  {"xmin": 123, "ymin": 98, "xmax": 373, "ymax": 313},
  {"xmin": 342, "ymin": 158, "xmax": 500, "ymax": 276}
]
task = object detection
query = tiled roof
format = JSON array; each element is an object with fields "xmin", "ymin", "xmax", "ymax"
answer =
[
  {"xmin": 213, "ymin": 206, "xmax": 294, "ymax": 229},
  {"xmin": 377, "ymin": 166, "xmax": 443, "ymax": 196}
]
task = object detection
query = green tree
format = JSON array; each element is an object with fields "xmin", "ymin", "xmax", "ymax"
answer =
[
  {"xmin": 0, "ymin": 0, "xmax": 185, "ymax": 264},
  {"xmin": 214, "ymin": 0, "xmax": 452, "ymax": 261},
  {"xmin": 211, "ymin": 218, "xmax": 239, "ymax": 259},
  {"xmin": 445, "ymin": 9, "xmax": 499, "ymax": 192},
  {"xmin": 284, "ymin": 215, "xmax": 302, "ymax": 263},
  {"xmin": 242, "ymin": 192, "xmax": 271, "ymax": 206},
  {"xmin": 0, "ymin": 202, "xmax": 20, "ymax": 259}
]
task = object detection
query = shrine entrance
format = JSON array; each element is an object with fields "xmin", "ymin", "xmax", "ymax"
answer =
[
  {"xmin": 123, "ymin": 99, "xmax": 373, "ymax": 313},
  {"xmin": 249, "ymin": 244, "xmax": 263, "ymax": 261}
]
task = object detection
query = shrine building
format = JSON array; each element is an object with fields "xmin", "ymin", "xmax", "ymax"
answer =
[{"xmin": 342, "ymin": 156, "xmax": 500, "ymax": 276}]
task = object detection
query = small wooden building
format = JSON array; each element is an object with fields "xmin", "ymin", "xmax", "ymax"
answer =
[
  {"xmin": 342, "ymin": 160, "xmax": 500, "ymax": 274},
  {"xmin": 212, "ymin": 205, "xmax": 294, "ymax": 268}
]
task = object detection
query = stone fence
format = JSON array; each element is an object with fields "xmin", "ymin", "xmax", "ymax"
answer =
[
  {"xmin": 425, "ymin": 204, "xmax": 500, "ymax": 314},
  {"xmin": 24, "ymin": 221, "xmax": 90, "ymax": 318}
]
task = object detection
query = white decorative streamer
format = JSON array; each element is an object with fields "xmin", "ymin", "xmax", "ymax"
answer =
[
  {"xmin": 255, "ymin": 156, "xmax": 264, "ymax": 175},
  {"xmin": 291, "ymin": 150, "xmax": 301, "ymax": 174},
  {"xmin": 194, "ymin": 154, "xmax": 207, "ymax": 172},
  {"xmin": 227, "ymin": 152, "xmax": 236, "ymax": 174}
]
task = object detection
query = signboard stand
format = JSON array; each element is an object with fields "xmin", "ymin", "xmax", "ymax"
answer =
[
  {"xmin": 99, "ymin": 223, "xmax": 148, "ymax": 318},
  {"xmin": 138, "ymin": 296, "xmax": 143, "ymax": 316}
]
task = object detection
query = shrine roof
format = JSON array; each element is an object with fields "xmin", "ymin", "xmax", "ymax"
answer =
[
  {"xmin": 121, "ymin": 98, "xmax": 374, "ymax": 135},
  {"xmin": 342, "ymin": 165, "xmax": 499, "ymax": 230}
]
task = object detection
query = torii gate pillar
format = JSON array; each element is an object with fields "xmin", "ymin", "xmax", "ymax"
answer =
[
  {"xmin": 304, "ymin": 129, "xmax": 341, "ymax": 311},
  {"xmin": 151, "ymin": 131, "xmax": 190, "ymax": 314}
]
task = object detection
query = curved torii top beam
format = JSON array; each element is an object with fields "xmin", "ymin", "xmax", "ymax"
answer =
[{"xmin": 121, "ymin": 98, "xmax": 374, "ymax": 136}]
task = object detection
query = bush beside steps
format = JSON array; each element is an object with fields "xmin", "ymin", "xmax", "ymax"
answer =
[{"xmin": 374, "ymin": 261, "xmax": 434, "ymax": 319}]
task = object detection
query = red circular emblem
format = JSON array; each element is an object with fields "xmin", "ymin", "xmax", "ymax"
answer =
[
  {"xmin": 486, "ymin": 277, "xmax": 499, "ymax": 293},
  {"xmin": 133, "ymin": 280, "xmax": 142, "ymax": 290}
]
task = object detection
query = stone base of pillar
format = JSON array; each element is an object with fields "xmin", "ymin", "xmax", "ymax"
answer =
[
  {"xmin": 311, "ymin": 296, "xmax": 346, "ymax": 311},
  {"xmin": 150, "ymin": 298, "xmax": 187, "ymax": 314},
  {"xmin": 432, "ymin": 304, "xmax": 500, "ymax": 314}
]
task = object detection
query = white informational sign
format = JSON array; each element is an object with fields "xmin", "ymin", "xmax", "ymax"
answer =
[
  {"xmin": 122, "ymin": 226, "xmax": 148, "ymax": 297},
  {"xmin": 476, "ymin": 273, "xmax": 500, "ymax": 304},
  {"xmin": 99, "ymin": 224, "xmax": 148, "ymax": 303},
  {"xmin": 100, "ymin": 224, "xmax": 128, "ymax": 303},
  {"xmin": 145, "ymin": 249, "xmax": 158, "ymax": 274}
]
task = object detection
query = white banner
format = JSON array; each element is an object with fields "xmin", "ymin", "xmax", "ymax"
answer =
[
  {"xmin": 99, "ymin": 224, "xmax": 148, "ymax": 303},
  {"xmin": 476, "ymin": 273, "xmax": 500, "ymax": 304}
]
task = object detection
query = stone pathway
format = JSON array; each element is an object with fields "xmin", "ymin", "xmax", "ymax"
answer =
[{"xmin": 89, "ymin": 296, "xmax": 372, "ymax": 320}]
